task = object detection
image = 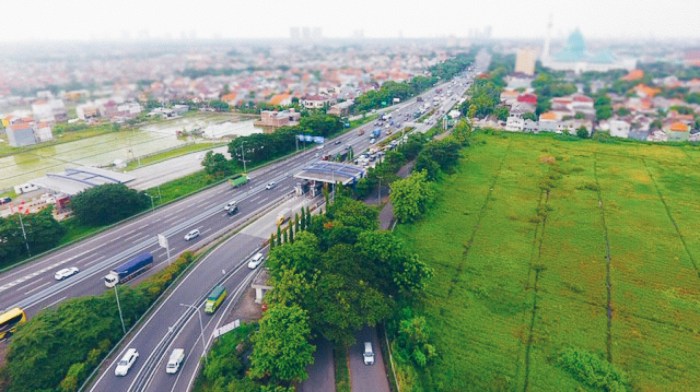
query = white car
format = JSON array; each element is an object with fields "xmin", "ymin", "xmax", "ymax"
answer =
[
  {"xmin": 363, "ymin": 342, "xmax": 375, "ymax": 365},
  {"xmin": 54, "ymin": 267, "xmax": 80, "ymax": 281},
  {"xmin": 115, "ymin": 348, "xmax": 139, "ymax": 376},
  {"xmin": 224, "ymin": 200, "xmax": 237, "ymax": 211},
  {"xmin": 265, "ymin": 181, "xmax": 276, "ymax": 190},
  {"xmin": 184, "ymin": 229, "xmax": 200, "ymax": 241},
  {"xmin": 247, "ymin": 252, "xmax": 265, "ymax": 269},
  {"xmin": 369, "ymin": 138, "xmax": 376, "ymax": 144}
]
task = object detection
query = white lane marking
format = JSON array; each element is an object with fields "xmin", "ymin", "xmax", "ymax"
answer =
[
  {"xmin": 84, "ymin": 255, "xmax": 108, "ymax": 267},
  {"xmin": 42, "ymin": 296, "xmax": 66, "ymax": 310},
  {"xmin": 25, "ymin": 281, "xmax": 52, "ymax": 295}
]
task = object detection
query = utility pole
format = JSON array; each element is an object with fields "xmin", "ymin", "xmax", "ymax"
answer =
[
  {"xmin": 180, "ymin": 303, "xmax": 208, "ymax": 364},
  {"xmin": 17, "ymin": 212, "xmax": 31, "ymax": 257},
  {"xmin": 114, "ymin": 285, "xmax": 127, "ymax": 334}
]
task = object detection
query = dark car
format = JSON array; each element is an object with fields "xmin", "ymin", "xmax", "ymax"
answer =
[
  {"xmin": 227, "ymin": 204, "xmax": 239, "ymax": 215},
  {"xmin": 0, "ymin": 197, "xmax": 11, "ymax": 205}
]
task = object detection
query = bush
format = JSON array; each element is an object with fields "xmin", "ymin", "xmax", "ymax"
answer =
[{"xmin": 558, "ymin": 348, "xmax": 630, "ymax": 392}]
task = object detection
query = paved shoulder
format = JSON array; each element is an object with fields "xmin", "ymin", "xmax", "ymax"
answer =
[{"xmin": 299, "ymin": 337, "xmax": 335, "ymax": 392}]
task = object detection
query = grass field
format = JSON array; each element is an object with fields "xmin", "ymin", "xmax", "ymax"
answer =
[{"xmin": 394, "ymin": 131, "xmax": 700, "ymax": 392}]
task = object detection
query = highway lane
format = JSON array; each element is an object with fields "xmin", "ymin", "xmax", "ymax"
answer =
[
  {"xmin": 0, "ymin": 77, "xmax": 462, "ymax": 318},
  {"xmin": 79, "ymin": 71, "xmax": 478, "ymax": 391},
  {"xmin": 87, "ymin": 198, "xmax": 309, "ymax": 392}
]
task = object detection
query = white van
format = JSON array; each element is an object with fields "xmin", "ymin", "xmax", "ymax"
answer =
[
  {"xmin": 224, "ymin": 200, "xmax": 238, "ymax": 211},
  {"xmin": 363, "ymin": 342, "xmax": 375, "ymax": 365},
  {"xmin": 166, "ymin": 348, "xmax": 185, "ymax": 374}
]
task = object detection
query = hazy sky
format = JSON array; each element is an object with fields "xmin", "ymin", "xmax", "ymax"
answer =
[{"xmin": 3, "ymin": 0, "xmax": 700, "ymax": 42}]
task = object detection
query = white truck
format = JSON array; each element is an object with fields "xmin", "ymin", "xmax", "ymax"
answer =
[{"xmin": 166, "ymin": 348, "xmax": 185, "ymax": 374}]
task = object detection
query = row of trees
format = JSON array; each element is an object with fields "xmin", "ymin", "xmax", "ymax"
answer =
[
  {"xmin": 353, "ymin": 53, "xmax": 475, "ymax": 113},
  {"xmin": 459, "ymin": 53, "xmax": 513, "ymax": 119},
  {"xmin": 0, "ymin": 208, "xmax": 65, "ymax": 269},
  {"xmin": 0, "ymin": 251, "xmax": 196, "ymax": 392}
]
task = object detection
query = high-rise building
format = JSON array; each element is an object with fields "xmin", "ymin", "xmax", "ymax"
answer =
[{"xmin": 515, "ymin": 48, "xmax": 538, "ymax": 75}]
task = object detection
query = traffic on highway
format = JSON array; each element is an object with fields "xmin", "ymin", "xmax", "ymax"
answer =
[{"xmin": 0, "ymin": 64, "xmax": 483, "ymax": 391}]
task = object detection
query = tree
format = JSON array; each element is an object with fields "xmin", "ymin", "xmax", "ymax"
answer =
[
  {"xmin": 266, "ymin": 231, "xmax": 320, "ymax": 279},
  {"xmin": 451, "ymin": 119, "xmax": 473, "ymax": 146},
  {"xmin": 209, "ymin": 100, "xmax": 230, "ymax": 112},
  {"xmin": 307, "ymin": 273, "xmax": 392, "ymax": 346},
  {"xmin": 0, "ymin": 208, "xmax": 66, "ymax": 268},
  {"xmin": 201, "ymin": 151, "xmax": 232, "ymax": 178},
  {"xmin": 355, "ymin": 231, "xmax": 433, "ymax": 296},
  {"xmin": 249, "ymin": 305, "xmax": 315, "ymax": 385},
  {"xmin": 71, "ymin": 184, "xmax": 149, "ymax": 226},
  {"xmin": 522, "ymin": 112, "xmax": 538, "ymax": 121},
  {"xmin": 326, "ymin": 196, "xmax": 378, "ymax": 231},
  {"xmin": 576, "ymin": 127, "xmax": 590, "ymax": 139},
  {"xmin": 390, "ymin": 170, "xmax": 434, "ymax": 223}
]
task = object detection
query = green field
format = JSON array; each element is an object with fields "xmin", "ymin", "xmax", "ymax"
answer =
[{"xmin": 395, "ymin": 132, "xmax": 700, "ymax": 392}]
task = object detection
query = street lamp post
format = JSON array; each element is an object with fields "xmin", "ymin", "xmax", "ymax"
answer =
[
  {"xmin": 180, "ymin": 303, "xmax": 208, "ymax": 364},
  {"xmin": 17, "ymin": 212, "xmax": 31, "ymax": 257},
  {"xmin": 114, "ymin": 285, "xmax": 127, "ymax": 334},
  {"xmin": 240, "ymin": 142, "xmax": 247, "ymax": 174},
  {"xmin": 145, "ymin": 193, "xmax": 155, "ymax": 214}
]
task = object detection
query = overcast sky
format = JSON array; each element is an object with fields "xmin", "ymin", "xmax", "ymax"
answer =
[{"xmin": 3, "ymin": 0, "xmax": 699, "ymax": 42}]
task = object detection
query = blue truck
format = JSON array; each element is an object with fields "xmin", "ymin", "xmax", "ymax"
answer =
[
  {"xmin": 104, "ymin": 252, "xmax": 154, "ymax": 287},
  {"xmin": 372, "ymin": 128, "xmax": 381, "ymax": 138}
]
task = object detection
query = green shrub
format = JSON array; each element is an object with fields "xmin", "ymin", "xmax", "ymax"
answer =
[{"xmin": 558, "ymin": 348, "xmax": 630, "ymax": 392}]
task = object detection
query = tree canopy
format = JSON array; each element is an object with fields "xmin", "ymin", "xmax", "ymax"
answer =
[{"xmin": 70, "ymin": 184, "xmax": 150, "ymax": 226}]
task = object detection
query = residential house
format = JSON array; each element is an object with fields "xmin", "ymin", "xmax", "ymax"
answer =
[
  {"xmin": 221, "ymin": 93, "xmax": 238, "ymax": 106},
  {"xmin": 523, "ymin": 119, "xmax": 538, "ymax": 132},
  {"xmin": 6, "ymin": 119, "xmax": 37, "ymax": 147},
  {"xmin": 256, "ymin": 109, "xmax": 301, "ymax": 129},
  {"xmin": 505, "ymin": 113, "xmax": 524, "ymax": 132},
  {"xmin": 499, "ymin": 90, "xmax": 519, "ymax": 105},
  {"xmin": 32, "ymin": 99, "xmax": 67, "ymax": 122},
  {"xmin": 327, "ymin": 100, "xmax": 354, "ymax": 117},
  {"xmin": 663, "ymin": 121, "xmax": 690, "ymax": 142},
  {"xmin": 301, "ymin": 95, "xmax": 335, "ymax": 109},
  {"xmin": 269, "ymin": 93, "xmax": 293, "ymax": 107},
  {"xmin": 608, "ymin": 119, "xmax": 631, "ymax": 138},
  {"xmin": 34, "ymin": 121, "xmax": 54, "ymax": 142}
]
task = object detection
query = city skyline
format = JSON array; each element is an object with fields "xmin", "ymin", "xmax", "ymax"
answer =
[{"xmin": 2, "ymin": 0, "xmax": 700, "ymax": 43}]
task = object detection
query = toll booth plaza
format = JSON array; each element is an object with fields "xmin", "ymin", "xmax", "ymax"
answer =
[{"xmin": 293, "ymin": 161, "xmax": 366, "ymax": 197}]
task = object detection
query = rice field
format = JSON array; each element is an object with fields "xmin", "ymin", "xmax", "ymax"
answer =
[{"xmin": 395, "ymin": 132, "xmax": 700, "ymax": 392}]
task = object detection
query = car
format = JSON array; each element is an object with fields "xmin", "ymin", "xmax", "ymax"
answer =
[
  {"xmin": 363, "ymin": 342, "xmax": 375, "ymax": 365},
  {"xmin": 0, "ymin": 197, "xmax": 11, "ymax": 205},
  {"xmin": 54, "ymin": 267, "xmax": 80, "ymax": 281},
  {"xmin": 265, "ymin": 181, "xmax": 276, "ymax": 190},
  {"xmin": 247, "ymin": 252, "xmax": 265, "ymax": 269},
  {"xmin": 224, "ymin": 200, "xmax": 237, "ymax": 211},
  {"xmin": 369, "ymin": 138, "xmax": 376, "ymax": 144},
  {"xmin": 334, "ymin": 140, "xmax": 342, "ymax": 145},
  {"xmin": 184, "ymin": 229, "xmax": 200, "ymax": 241},
  {"xmin": 227, "ymin": 204, "xmax": 239, "ymax": 215},
  {"xmin": 115, "ymin": 348, "xmax": 139, "ymax": 376}
]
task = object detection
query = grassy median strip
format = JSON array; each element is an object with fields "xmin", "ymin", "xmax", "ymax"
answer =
[{"xmin": 334, "ymin": 345, "xmax": 350, "ymax": 392}]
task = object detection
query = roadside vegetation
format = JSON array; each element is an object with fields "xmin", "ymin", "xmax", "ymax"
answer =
[
  {"xmin": 0, "ymin": 251, "xmax": 196, "ymax": 392},
  {"xmin": 392, "ymin": 130, "xmax": 700, "ymax": 391}
]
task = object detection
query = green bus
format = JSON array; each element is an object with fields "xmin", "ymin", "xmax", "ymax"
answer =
[{"xmin": 204, "ymin": 285, "xmax": 227, "ymax": 314}]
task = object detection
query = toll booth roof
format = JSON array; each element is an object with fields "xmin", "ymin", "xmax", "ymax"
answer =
[{"xmin": 293, "ymin": 161, "xmax": 365, "ymax": 185}]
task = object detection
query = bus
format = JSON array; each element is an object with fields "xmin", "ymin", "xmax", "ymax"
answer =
[
  {"xmin": 204, "ymin": 285, "xmax": 227, "ymax": 314},
  {"xmin": 0, "ymin": 308, "xmax": 27, "ymax": 340}
]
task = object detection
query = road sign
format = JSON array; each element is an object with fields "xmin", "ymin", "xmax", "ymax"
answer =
[
  {"xmin": 158, "ymin": 234, "xmax": 169, "ymax": 249},
  {"xmin": 213, "ymin": 319, "xmax": 241, "ymax": 338}
]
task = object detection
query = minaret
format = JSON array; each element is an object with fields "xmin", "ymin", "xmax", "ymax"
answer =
[{"xmin": 543, "ymin": 14, "xmax": 552, "ymax": 61}]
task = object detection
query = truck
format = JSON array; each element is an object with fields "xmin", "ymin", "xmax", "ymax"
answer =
[
  {"xmin": 276, "ymin": 208, "xmax": 291, "ymax": 226},
  {"xmin": 104, "ymin": 252, "xmax": 153, "ymax": 287},
  {"xmin": 229, "ymin": 174, "xmax": 249, "ymax": 188},
  {"xmin": 372, "ymin": 128, "xmax": 381, "ymax": 139}
]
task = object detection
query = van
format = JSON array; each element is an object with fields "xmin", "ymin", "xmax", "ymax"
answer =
[
  {"xmin": 363, "ymin": 342, "xmax": 375, "ymax": 365},
  {"xmin": 224, "ymin": 200, "xmax": 237, "ymax": 211},
  {"xmin": 166, "ymin": 348, "xmax": 185, "ymax": 374}
]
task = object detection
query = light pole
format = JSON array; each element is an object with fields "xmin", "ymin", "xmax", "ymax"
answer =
[
  {"xmin": 180, "ymin": 303, "xmax": 207, "ymax": 364},
  {"xmin": 114, "ymin": 285, "xmax": 127, "ymax": 334},
  {"xmin": 16, "ymin": 211, "xmax": 31, "ymax": 257},
  {"xmin": 240, "ymin": 142, "xmax": 247, "ymax": 174},
  {"xmin": 145, "ymin": 193, "xmax": 155, "ymax": 214}
]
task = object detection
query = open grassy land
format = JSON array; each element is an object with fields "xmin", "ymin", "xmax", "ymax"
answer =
[{"xmin": 395, "ymin": 131, "xmax": 700, "ymax": 392}]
